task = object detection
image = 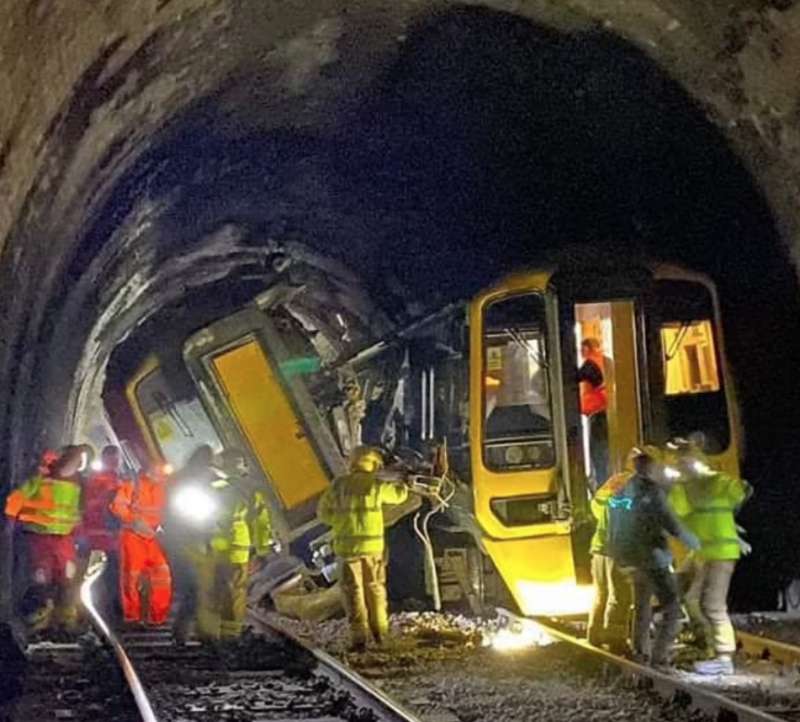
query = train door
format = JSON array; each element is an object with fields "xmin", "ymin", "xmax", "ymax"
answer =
[
  {"xmin": 574, "ymin": 300, "xmax": 643, "ymax": 486},
  {"xmin": 184, "ymin": 307, "xmax": 346, "ymax": 541}
]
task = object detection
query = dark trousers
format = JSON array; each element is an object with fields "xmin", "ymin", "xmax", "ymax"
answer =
[{"xmin": 632, "ymin": 566, "xmax": 682, "ymax": 664}]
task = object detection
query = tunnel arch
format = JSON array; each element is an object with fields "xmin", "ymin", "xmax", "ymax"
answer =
[{"xmin": 2, "ymin": 1, "xmax": 800, "ymax": 612}]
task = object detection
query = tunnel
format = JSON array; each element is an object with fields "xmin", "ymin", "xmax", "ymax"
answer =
[{"xmin": 3, "ymin": 0, "xmax": 800, "ymax": 640}]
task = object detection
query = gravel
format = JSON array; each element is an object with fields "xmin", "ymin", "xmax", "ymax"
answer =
[
  {"xmin": 266, "ymin": 612, "xmax": 713, "ymax": 722},
  {"xmin": 734, "ymin": 613, "xmax": 800, "ymax": 647}
]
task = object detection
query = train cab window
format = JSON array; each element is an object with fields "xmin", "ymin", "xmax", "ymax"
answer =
[
  {"xmin": 135, "ymin": 370, "xmax": 223, "ymax": 468},
  {"xmin": 655, "ymin": 280, "xmax": 730, "ymax": 454},
  {"xmin": 482, "ymin": 293, "xmax": 555, "ymax": 471}
]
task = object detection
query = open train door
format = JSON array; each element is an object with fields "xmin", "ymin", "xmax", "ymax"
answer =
[
  {"xmin": 548, "ymin": 264, "xmax": 652, "ymax": 582},
  {"xmin": 183, "ymin": 307, "xmax": 346, "ymax": 562}
]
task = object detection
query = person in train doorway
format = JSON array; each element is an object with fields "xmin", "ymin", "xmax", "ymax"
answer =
[
  {"xmin": 668, "ymin": 437, "xmax": 752, "ymax": 676},
  {"xmin": 317, "ymin": 446, "xmax": 409, "ymax": 652},
  {"xmin": 5, "ymin": 446, "xmax": 85, "ymax": 635},
  {"xmin": 578, "ymin": 337, "xmax": 610, "ymax": 490},
  {"xmin": 77, "ymin": 445, "xmax": 124, "ymax": 623},
  {"xmin": 110, "ymin": 465, "xmax": 172, "ymax": 627},
  {"xmin": 606, "ymin": 445, "xmax": 700, "ymax": 667},
  {"xmin": 586, "ymin": 448, "xmax": 641, "ymax": 655},
  {"xmin": 194, "ymin": 448, "xmax": 274, "ymax": 642}
]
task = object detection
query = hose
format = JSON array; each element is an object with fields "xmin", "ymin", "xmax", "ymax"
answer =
[{"xmin": 412, "ymin": 476, "xmax": 455, "ymax": 612}]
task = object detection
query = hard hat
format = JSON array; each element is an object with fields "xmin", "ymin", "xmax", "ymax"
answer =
[
  {"xmin": 350, "ymin": 446, "xmax": 384, "ymax": 473},
  {"xmin": 627, "ymin": 444, "xmax": 663, "ymax": 466}
]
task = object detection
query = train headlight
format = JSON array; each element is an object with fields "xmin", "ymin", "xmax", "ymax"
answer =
[{"xmin": 173, "ymin": 485, "xmax": 217, "ymax": 523}]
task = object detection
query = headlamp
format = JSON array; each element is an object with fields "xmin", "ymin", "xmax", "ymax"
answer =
[
  {"xmin": 692, "ymin": 460, "xmax": 713, "ymax": 476},
  {"xmin": 663, "ymin": 466, "xmax": 681, "ymax": 481},
  {"xmin": 90, "ymin": 459, "xmax": 104, "ymax": 472},
  {"xmin": 173, "ymin": 485, "xmax": 217, "ymax": 523}
]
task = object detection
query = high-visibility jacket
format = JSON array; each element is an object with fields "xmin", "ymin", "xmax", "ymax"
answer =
[
  {"xmin": 5, "ymin": 475, "xmax": 81, "ymax": 535},
  {"xmin": 209, "ymin": 480, "xmax": 273, "ymax": 565},
  {"xmin": 590, "ymin": 471, "xmax": 632, "ymax": 555},
  {"xmin": 579, "ymin": 351, "xmax": 608, "ymax": 417},
  {"xmin": 669, "ymin": 473, "xmax": 750, "ymax": 561},
  {"xmin": 110, "ymin": 474, "xmax": 167, "ymax": 537},
  {"xmin": 317, "ymin": 471, "xmax": 408, "ymax": 558}
]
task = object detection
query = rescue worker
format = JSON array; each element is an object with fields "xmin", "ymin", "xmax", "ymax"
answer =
[
  {"xmin": 78, "ymin": 445, "xmax": 123, "ymax": 621},
  {"xmin": 578, "ymin": 337, "xmax": 609, "ymax": 488},
  {"xmin": 317, "ymin": 446, "xmax": 409, "ymax": 652},
  {"xmin": 165, "ymin": 445, "xmax": 215, "ymax": 644},
  {"xmin": 587, "ymin": 449, "xmax": 638, "ymax": 654},
  {"xmin": 195, "ymin": 449, "xmax": 273, "ymax": 641},
  {"xmin": 669, "ymin": 439, "xmax": 752, "ymax": 675},
  {"xmin": 110, "ymin": 467, "xmax": 171, "ymax": 626},
  {"xmin": 606, "ymin": 445, "xmax": 699, "ymax": 666},
  {"xmin": 5, "ymin": 447, "xmax": 84, "ymax": 633}
]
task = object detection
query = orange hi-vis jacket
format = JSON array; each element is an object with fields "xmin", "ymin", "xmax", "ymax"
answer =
[
  {"xmin": 110, "ymin": 474, "xmax": 166, "ymax": 536},
  {"xmin": 5, "ymin": 475, "xmax": 82, "ymax": 535}
]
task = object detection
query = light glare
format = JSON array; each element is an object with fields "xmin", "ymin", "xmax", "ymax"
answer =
[
  {"xmin": 515, "ymin": 580, "xmax": 595, "ymax": 616},
  {"xmin": 173, "ymin": 485, "xmax": 216, "ymax": 522}
]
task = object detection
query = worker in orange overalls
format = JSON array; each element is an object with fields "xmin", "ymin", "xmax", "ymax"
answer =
[
  {"xmin": 578, "ymin": 337, "xmax": 610, "ymax": 489},
  {"xmin": 78, "ymin": 445, "xmax": 124, "ymax": 621},
  {"xmin": 5, "ymin": 446, "xmax": 84, "ymax": 633},
  {"xmin": 110, "ymin": 467, "xmax": 172, "ymax": 626}
]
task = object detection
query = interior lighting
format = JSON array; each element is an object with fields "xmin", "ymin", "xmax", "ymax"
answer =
[
  {"xmin": 173, "ymin": 485, "xmax": 217, "ymax": 523},
  {"xmin": 514, "ymin": 580, "xmax": 595, "ymax": 616}
]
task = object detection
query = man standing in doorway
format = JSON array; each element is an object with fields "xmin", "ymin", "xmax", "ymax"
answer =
[{"xmin": 578, "ymin": 337, "xmax": 609, "ymax": 488}]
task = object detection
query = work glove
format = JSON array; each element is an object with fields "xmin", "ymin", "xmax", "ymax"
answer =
[
  {"xmin": 270, "ymin": 539, "xmax": 282, "ymax": 554},
  {"xmin": 679, "ymin": 530, "xmax": 701, "ymax": 552},
  {"xmin": 132, "ymin": 519, "xmax": 155, "ymax": 538},
  {"xmin": 736, "ymin": 524, "xmax": 752, "ymax": 555}
]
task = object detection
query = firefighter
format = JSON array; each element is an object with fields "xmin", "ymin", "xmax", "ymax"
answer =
[
  {"xmin": 78, "ymin": 445, "xmax": 123, "ymax": 621},
  {"xmin": 669, "ymin": 438, "xmax": 752, "ymax": 675},
  {"xmin": 317, "ymin": 446, "xmax": 409, "ymax": 652},
  {"xmin": 5, "ymin": 446, "xmax": 84, "ymax": 633},
  {"xmin": 110, "ymin": 467, "xmax": 171, "ymax": 626},
  {"xmin": 195, "ymin": 449, "xmax": 273, "ymax": 641},
  {"xmin": 606, "ymin": 445, "xmax": 699, "ymax": 667},
  {"xmin": 586, "ymin": 449, "xmax": 638, "ymax": 654}
]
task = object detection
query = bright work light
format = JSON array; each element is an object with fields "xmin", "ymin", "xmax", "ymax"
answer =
[{"xmin": 173, "ymin": 485, "xmax": 217, "ymax": 523}]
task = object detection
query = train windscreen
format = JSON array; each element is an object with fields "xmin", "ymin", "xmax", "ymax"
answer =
[
  {"xmin": 482, "ymin": 293, "xmax": 555, "ymax": 471},
  {"xmin": 135, "ymin": 369, "xmax": 223, "ymax": 467},
  {"xmin": 655, "ymin": 280, "xmax": 730, "ymax": 453}
]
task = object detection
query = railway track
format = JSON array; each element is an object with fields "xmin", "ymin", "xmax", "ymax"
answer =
[
  {"xmin": 523, "ymin": 613, "xmax": 800, "ymax": 722},
  {"xmin": 11, "ymin": 555, "xmax": 424, "ymax": 722}
]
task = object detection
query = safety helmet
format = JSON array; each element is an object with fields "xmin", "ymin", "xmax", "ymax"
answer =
[
  {"xmin": 667, "ymin": 436, "xmax": 712, "ymax": 474},
  {"xmin": 626, "ymin": 444, "xmax": 662, "ymax": 468},
  {"xmin": 213, "ymin": 448, "xmax": 249, "ymax": 477},
  {"xmin": 350, "ymin": 446, "xmax": 384, "ymax": 473}
]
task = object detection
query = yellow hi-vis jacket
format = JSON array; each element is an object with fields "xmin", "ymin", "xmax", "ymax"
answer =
[
  {"xmin": 317, "ymin": 471, "xmax": 408, "ymax": 558},
  {"xmin": 209, "ymin": 480, "xmax": 273, "ymax": 565},
  {"xmin": 669, "ymin": 472, "xmax": 750, "ymax": 561},
  {"xmin": 5, "ymin": 475, "xmax": 82, "ymax": 535}
]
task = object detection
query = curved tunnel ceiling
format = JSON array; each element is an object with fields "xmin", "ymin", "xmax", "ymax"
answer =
[{"xmin": 2, "ymin": 0, "xmax": 800, "ymax": 537}]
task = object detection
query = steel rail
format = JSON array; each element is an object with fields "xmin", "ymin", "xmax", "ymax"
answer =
[
  {"xmin": 80, "ymin": 551, "xmax": 159, "ymax": 722},
  {"xmin": 736, "ymin": 630, "xmax": 800, "ymax": 667},
  {"xmin": 532, "ymin": 618, "xmax": 784, "ymax": 722},
  {"xmin": 247, "ymin": 607, "xmax": 425, "ymax": 722}
]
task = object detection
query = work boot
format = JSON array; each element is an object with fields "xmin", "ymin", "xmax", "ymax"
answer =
[{"xmin": 693, "ymin": 655, "xmax": 734, "ymax": 676}]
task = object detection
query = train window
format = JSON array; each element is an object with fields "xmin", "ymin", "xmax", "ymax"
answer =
[
  {"xmin": 135, "ymin": 370, "xmax": 223, "ymax": 468},
  {"xmin": 661, "ymin": 320, "xmax": 720, "ymax": 395},
  {"xmin": 654, "ymin": 280, "xmax": 730, "ymax": 453},
  {"xmin": 482, "ymin": 293, "xmax": 555, "ymax": 471}
]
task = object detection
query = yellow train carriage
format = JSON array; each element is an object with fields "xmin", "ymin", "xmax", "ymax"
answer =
[{"xmin": 463, "ymin": 261, "xmax": 740, "ymax": 616}]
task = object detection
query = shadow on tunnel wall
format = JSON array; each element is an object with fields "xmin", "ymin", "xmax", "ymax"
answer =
[{"xmin": 11, "ymin": 4, "xmax": 800, "ymax": 609}]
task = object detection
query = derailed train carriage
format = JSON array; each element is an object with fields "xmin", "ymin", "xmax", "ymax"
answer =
[{"xmin": 110, "ymin": 258, "xmax": 742, "ymax": 617}]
